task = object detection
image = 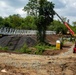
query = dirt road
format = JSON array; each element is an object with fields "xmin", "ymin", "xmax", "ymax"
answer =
[{"xmin": 0, "ymin": 44, "xmax": 76, "ymax": 75}]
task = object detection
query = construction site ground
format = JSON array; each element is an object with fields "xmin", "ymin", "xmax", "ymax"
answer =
[
  {"xmin": 0, "ymin": 43, "xmax": 76, "ymax": 75},
  {"xmin": 0, "ymin": 35, "xmax": 76, "ymax": 75}
]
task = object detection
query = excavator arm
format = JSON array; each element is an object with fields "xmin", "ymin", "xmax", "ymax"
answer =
[
  {"xmin": 64, "ymin": 22, "xmax": 75, "ymax": 35},
  {"xmin": 54, "ymin": 11, "xmax": 75, "ymax": 36}
]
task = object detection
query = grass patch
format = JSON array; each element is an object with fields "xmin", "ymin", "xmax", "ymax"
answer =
[
  {"xmin": 35, "ymin": 44, "xmax": 45, "ymax": 55},
  {"xmin": 0, "ymin": 43, "xmax": 57, "ymax": 55},
  {"xmin": 0, "ymin": 46, "xmax": 8, "ymax": 51},
  {"xmin": 16, "ymin": 43, "xmax": 57, "ymax": 54},
  {"xmin": 16, "ymin": 44, "xmax": 31, "ymax": 53}
]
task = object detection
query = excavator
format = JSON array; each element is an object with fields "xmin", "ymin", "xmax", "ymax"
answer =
[
  {"xmin": 54, "ymin": 11, "xmax": 75, "ymax": 36},
  {"xmin": 54, "ymin": 11, "xmax": 76, "ymax": 53}
]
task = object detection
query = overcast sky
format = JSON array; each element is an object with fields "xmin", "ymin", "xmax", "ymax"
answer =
[{"xmin": 0, "ymin": 0, "xmax": 76, "ymax": 25}]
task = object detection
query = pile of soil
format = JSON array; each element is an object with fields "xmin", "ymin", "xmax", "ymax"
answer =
[
  {"xmin": 0, "ymin": 35, "xmax": 37, "ymax": 50},
  {"xmin": 0, "ymin": 34, "xmax": 59, "ymax": 50},
  {"xmin": 46, "ymin": 34, "xmax": 59, "ymax": 45}
]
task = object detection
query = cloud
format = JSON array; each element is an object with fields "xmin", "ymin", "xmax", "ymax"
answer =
[
  {"xmin": 48, "ymin": 0, "xmax": 76, "ymax": 24},
  {"xmin": 48, "ymin": 0, "xmax": 66, "ymax": 9},
  {"xmin": 15, "ymin": 8, "xmax": 27, "ymax": 17},
  {"xmin": 0, "ymin": 0, "xmax": 76, "ymax": 24},
  {"xmin": 61, "ymin": 0, "xmax": 76, "ymax": 16},
  {"xmin": 0, "ymin": 0, "xmax": 28, "ymax": 17},
  {"xmin": 0, "ymin": 0, "xmax": 28, "ymax": 8}
]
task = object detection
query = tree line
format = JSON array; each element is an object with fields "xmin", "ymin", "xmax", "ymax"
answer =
[
  {"xmin": 0, "ymin": 14, "xmax": 76, "ymax": 33},
  {"xmin": 0, "ymin": 14, "xmax": 36, "ymax": 30}
]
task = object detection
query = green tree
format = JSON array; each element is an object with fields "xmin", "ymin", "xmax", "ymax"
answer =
[
  {"xmin": 9, "ymin": 14, "xmax": 22, "ymax": 29},
  {"xmin": 73, "ymin": 21, "xmax": 76, "ymax": 27},
  {"xmin": 0, "ymin": 16, "xmax": 4, "ymax": 28},
  {"xmin": 3, "ymin": 17, "xmax": 11, "ymax": 27},
  {"xmin": 23, "ymin": 0, "xmax": 55, "ymax": 44},
  {"xmin": 23, "ymin": 0, "xmax": 38, "ymax": 16},
  {"xmin": 36, "ymin": 0, "xmax": 55, "ymax": 43},
  {"xmin": 23, "ymin": 16, "xmax": 36, "ymax": 29},
  {"xmin": 52, "ymin": 20, "xmax": 67, "ymax": 34}
]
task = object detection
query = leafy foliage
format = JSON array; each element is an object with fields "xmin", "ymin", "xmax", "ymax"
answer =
[
  {"xmin": 23, "ymin": 0, "xmax": 55, "ymax": 43},
  {"xmin": 36, "ymin": 0, "xmax": 55, "ymax": 43},
  {"xmin": 48, "ymin": 20, "xmax": 67, "ymax": 34},
  {"xmin": 35, "ymin": 44, "xmax": 45, "ymax": 55},
  {"xmin": 16, "ymin": 44, "xmax": 31, "ymax": 53},
  {"xmin": 73, "ymin": 21, "xmax": 76, "ymax": 27},
  {"xmin": 0, "ymin": 15, "xmax": 36, "ymax": 30},
  {"xmin": 23, "ymin": 16, "xmax": 36, "ymax": 29},
  {"xmin": 0, "ymin": 46, "xmax": 8, "ymax": 51},
  {"xmin": 0, "ymin": 14, "xmax": 75, "ymax": 35},
  {"xmin": 23, "ymin": 0, "xmax": 38, "ymax": 16},
  {"xmin": 0, "ymin": 17, "xmax": 4, "ymax": 27}
]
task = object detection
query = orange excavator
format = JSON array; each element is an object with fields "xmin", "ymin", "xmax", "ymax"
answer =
[
  {"xmin": 55, "ymin": 11, "xmax": 76, "ymax": 53},
  {"xmin": 54, "ymin": 11, "xmax": 75, "ymax": 36}
]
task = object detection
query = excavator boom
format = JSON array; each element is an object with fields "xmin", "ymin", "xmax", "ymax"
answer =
[
  {"xmin": 64, "ymin": 22, "xmax": 75, "ymax": 35},
  {"xmin": 54, "ymin": 11, "xmax": 75, "ymax": 36}
]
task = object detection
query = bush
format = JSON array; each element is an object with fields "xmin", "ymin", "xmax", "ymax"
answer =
[
  {"xmin": 35, "ymin": 44, "xmax": 45, "ymax": 55},
  {"xmin": 18, "ymin": 44, "xmax": 31, "ymax": 53},
  {"xmin": 2, "ymin": 47, "xmax": 8, "ymax": 51},
  {"xmin": 0, "ymin": 46, "xmax": 8, "ymax": 51},
  {"xmin": 0, "ymin": 46, "xmax": 2, "ymax": 50}
]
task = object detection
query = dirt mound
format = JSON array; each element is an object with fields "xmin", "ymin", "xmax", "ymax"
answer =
[
  {"xmin": 0, "ymin": 35, "xmax": 37, "ymax": 50},
  {"xmin": 46, "ymin": 34, "xmax": 59, "ymax": 45},
  {"xmin": 0, "ymin": 34, "xmax": 59, "ymax": 50}
]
